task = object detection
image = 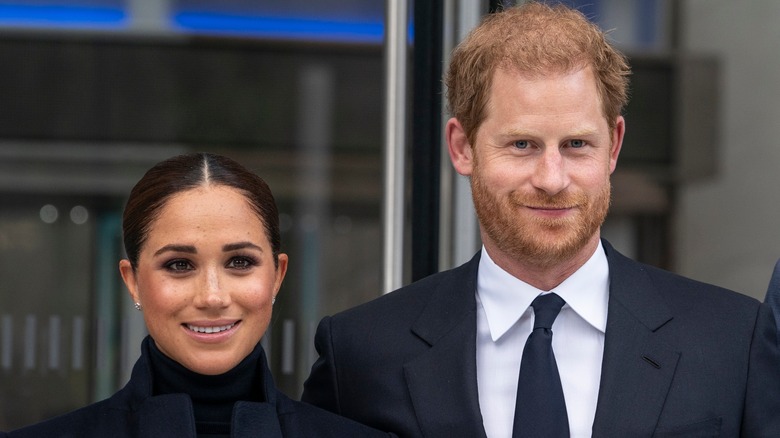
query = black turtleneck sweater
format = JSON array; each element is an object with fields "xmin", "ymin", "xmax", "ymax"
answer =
[{"xmin": 148, "ymin": 340, "xmax": 265, "ymax": 438}]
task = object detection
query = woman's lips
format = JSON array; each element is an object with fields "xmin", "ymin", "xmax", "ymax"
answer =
[
  {"xmin": 182, "ymin": 318, "xmax": 241, "ymax": 335},
  {"xmin": 185, "ymin": 322, "xmax": 237, "ymax": 334}
]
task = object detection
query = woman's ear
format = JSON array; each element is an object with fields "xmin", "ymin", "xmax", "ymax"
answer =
[
  {"xmin": 119, "ymin": 259, "xmax": 140, "ymax": 304},
  {"xmin": 273, "ymin": 253, "xmax": 289, "ymax": 297}
]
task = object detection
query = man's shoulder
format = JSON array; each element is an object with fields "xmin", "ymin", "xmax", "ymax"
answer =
[
  {"xmin": 330, "ymin": 254, "xmax": 479, "ymax": 324},
  {"xmin": 649, "ymin": 264, "xmax": 761, "ymax": 320},
  {"xmin": 326, "ymin": 255, "xmax": 479, "ymax": 331},
  {"xmin": 606, "ymin": 241, "xmax": 760, "ymax": 314}
]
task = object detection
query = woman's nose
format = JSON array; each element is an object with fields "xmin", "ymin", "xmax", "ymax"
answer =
[{"xmin": 196, "ymin": 268, "xmax": 231, "ymax": 308}]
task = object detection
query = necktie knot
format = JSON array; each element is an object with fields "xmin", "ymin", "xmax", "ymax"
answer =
[{"xmin": 531, "ymin": 293, "xmax": 565, "ymax": 330}]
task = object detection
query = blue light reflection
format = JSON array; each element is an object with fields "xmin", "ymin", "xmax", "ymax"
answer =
[
  {"xmin": 0, "ymin": 4, "xmax": 126, "ymax": 28},
  {"xmin": 173, "ymin": 12, "xmax": 384, "ymax": 44},
  {"xmin": 0, "ymin": 4, "xmax": 390, "ymax": 43}
]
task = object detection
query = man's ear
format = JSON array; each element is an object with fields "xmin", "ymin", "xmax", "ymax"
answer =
[
  {"xmin": 446, "ymin": 117, "xmax": 475, "ymax": 176},
  {"xmin": 609, "ymin": 116, "xmax": 625, "ymax": 174}
]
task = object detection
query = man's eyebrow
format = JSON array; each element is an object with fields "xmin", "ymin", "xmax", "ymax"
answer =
[
  {"xmin": 565, "ymin": 128, "xmax": 599, "ymax": 137},
  {"xmin": 502, "ymin": 128, "xmax": 599, "ymax": 138},
  {"xmin": 503, "ymin": 128, "xmax": 536, "ymax": 138},
  {"xmin": 153, "ymin": 244, "xmax": 196, "ymax": 256},
  {"xmin": 223, "ymin": 242, "xmax": 263, "ymax": 252}
]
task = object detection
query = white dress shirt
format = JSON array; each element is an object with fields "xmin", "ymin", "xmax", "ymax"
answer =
[{"xmin": 476, "ymin": 242, "xmax": 609, "ymax": 438}]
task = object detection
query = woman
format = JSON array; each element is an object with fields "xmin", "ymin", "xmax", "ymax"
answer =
[{"xmin": 5, "ymin": 153, "xmax": 389, "ymax": 437}]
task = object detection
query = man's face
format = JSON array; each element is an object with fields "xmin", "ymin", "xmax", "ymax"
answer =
[{"xmin": 460, "ymin": 66, "xmax": 623, "ymax": 269}]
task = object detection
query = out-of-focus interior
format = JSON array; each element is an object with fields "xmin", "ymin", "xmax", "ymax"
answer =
[{"xmin": 0, "ymin": 0, "xmax": 777, "ymax": 430}]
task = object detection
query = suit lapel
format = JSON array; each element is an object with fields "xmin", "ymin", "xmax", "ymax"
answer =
[
  {"xmin": 591, "ymin": 241, "xmax": 680, "ymax": 437},
  {"xmin": 404, "ymin": 253, "xmax": 487, "ymax": 438},
  {"xmin": 401, "ymin": 245, "xmax": 681, "ymax": 437}
]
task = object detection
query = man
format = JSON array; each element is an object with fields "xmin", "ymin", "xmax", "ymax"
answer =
[
  {"xmin": 302, "ymin": 3, "xmax": 780, "ymax": 437},
  {"xmin": 766, "ymin": 259, "xmax": 780, "ymax": 344}
]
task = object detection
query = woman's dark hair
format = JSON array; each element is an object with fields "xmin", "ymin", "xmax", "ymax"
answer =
[{"xmin": 122, "ymin": 153, "xmax": 281, "ymax": 269}]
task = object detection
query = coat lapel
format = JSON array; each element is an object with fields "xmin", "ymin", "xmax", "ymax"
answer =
[
  {"xmin": 123, "ymin": 339, "xmax": 199, "ymax": 437},
  {"xmin": 137, "ymin": 394, "xmax": 197, "ymax": 437},
  {"xmin": 591, "ymin": 241, "xmax": 680, "ymax": 437},
  {"xmin": 404, "ymin": 253, "xmax": 487, "ymax": 438},
  {"xmin": 135, "ymin": 396, "xmax": 284, "ymax": 438},
  {"xmin": 231, "ymin": 349, "xmax": 284, "ymax": 437},
  {"xmin": 232, "ymin": 402, "xmax": 283, "ymax": 437},
  {"xmin": 127, "ymin": 336, "xmax": 284, "ymax": 438}
]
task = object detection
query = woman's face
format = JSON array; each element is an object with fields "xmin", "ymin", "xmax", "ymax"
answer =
[{"xmin": 119, "ymin": 185, "xmax": 287, "ymax": 375}]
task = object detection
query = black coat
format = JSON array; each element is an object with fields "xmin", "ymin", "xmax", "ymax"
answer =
[
  {"xmin": 302, "ymin": 240, "xmax": 780, "ymax": 437},
  {"xmin": 4, "ymin": 338, "xmax": 390, "ymax": 437}
]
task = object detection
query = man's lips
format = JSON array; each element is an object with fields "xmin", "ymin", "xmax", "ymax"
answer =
[
  {"xmin": 524, "ymin": 205, "xmax": 577, "ymax": 219},
  {"xmin": 526, "ymin": 205, "xmax": 575, "ymax": 211}
]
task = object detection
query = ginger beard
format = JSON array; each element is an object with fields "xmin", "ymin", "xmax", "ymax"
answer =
[{"xmin": 470, "ymin": 156, "xmax": 612, "ymax": 269}]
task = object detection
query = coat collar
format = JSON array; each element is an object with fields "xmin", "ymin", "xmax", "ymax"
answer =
[
  {"xmin": 404, "ymin": 242, "xmax": 682, "ymax": 437},
  {"xmin": 405, "ymin": 253, "xmax": 488, "ymax": 438},
  {"xmin": 591, "ymin": 240, "xmax": 679, "ymax": 436},
  {"xmin": 115, "ymin": 336, "xmax": 284, "ymax": 437}
]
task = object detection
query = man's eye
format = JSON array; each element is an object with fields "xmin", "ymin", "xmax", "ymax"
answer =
[
  {"xmin": 513, "ymin": 140, "xmax": 529, "ymax": 149},
  {"xmin": 570, "ymin": 139, "xmax": 585, "ymax": 148}
]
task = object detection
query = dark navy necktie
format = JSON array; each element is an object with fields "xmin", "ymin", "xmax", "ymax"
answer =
[{"xmin": 513, "ymin": 293, "xmax": 569, "ymax": 438}]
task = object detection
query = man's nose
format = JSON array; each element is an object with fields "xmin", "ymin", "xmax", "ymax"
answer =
[{"xmin": 530, "ymin": 147, "xmax": 569, "ymax": 195}]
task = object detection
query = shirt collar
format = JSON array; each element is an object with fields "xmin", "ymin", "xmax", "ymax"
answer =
[{"xmin": 477, "ymin": 241, "xmax": 610, "ymax": 341}]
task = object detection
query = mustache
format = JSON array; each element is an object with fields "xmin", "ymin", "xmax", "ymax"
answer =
[{"xmin": 509, "ymin": 191, "xmax": 587, "ymax": 208}]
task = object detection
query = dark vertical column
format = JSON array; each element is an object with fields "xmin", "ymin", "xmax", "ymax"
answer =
[
  {"xmin": 411, "ymin": 0, "xmax": 444, "ymax": 281},
  {"xmin": 490, "ymin": 0, "xmax": 517, "ymax": 13}
]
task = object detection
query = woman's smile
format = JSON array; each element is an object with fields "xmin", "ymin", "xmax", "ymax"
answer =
[{"xmin": 184, "ymin": 320, "xmax": 239, "ymax": 334}]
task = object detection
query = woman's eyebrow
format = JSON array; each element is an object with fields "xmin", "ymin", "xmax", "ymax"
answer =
[
  {"xmin": 153, "ymin": 244, "xmax": 196, "ymax": 256},
  {"xmin": 223, "ymin": 242, "xmax": 263, "ymax": 252}
]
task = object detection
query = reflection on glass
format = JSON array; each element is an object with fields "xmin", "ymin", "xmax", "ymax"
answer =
[{"xmin": 0, "ymin": 1, "xmax": 384, "ymax": 429}]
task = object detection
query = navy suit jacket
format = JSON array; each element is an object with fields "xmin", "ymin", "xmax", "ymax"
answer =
[
  {"xmin": 4, "ymin": 337, "xmax": 390, "ymax": 438},
  {"xmin": 765, "ymin": 258, "xmax": 780, "ymax": 345},
  {"xmin": 302, "ymin": 240, "xmax": 780, "ymax": 437}
]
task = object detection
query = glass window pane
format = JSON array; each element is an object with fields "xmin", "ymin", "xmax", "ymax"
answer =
[{"xmin": 0, "ymin": 3, "xmax": 384, "ymax": 429}]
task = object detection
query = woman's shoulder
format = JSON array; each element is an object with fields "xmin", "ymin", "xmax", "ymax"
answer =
[
  {"xmin": 275, "ymin": 393, "xmax": 391, "ymax": 437},
  {"xmin": 5, "ymin": 399, "xmax": 122, "ymax": 438}
]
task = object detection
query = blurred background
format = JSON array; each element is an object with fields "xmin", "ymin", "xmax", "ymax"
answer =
[{"xmin": 0, "ymin": 0, "xmax": 777, "ymax": 430}]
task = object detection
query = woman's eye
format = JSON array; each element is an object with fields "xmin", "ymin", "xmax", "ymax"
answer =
[
  {"xmin": 513, "ymin": 140, "xmax": 529, "ymax": 149},
  {"xmin": 569, "ymin": 139, "xmax": 585, "ymax": 148},
  {"xmin": 166, "ymin": 260, "xmax": 193, "ymax": 271},
  {"xmin": 227, "ymin": 257, "xmax": 255, "ymax": 270}
]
